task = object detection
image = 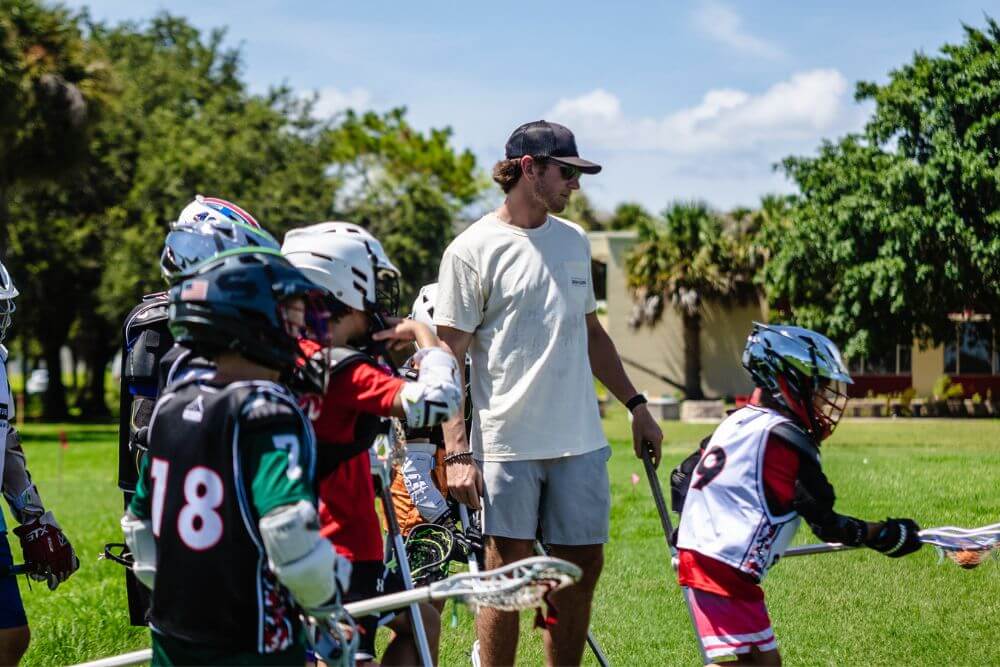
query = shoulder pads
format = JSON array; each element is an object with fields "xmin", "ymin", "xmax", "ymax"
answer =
[
  {"xmin": 326, "ymin": 347, "xmax": 373, "ymax": 376},
  {"xmin": 239, "ymin": 385, "xmax": 302, "ymax": 426},
  {"xmin": 124, "ymin": 294, "xmax": 169, "ymax": 334},
  {"xmin": 770, "ymin": 421, "xmax": 820, "ymax": 465}
]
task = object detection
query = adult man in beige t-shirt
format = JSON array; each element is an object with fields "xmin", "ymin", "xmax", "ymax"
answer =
[{"xmin": 435, "ymin": 120, "xmax": 664, "ymax": 666}]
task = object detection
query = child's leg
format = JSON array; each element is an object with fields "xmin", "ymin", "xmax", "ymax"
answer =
[{"xmin": 686, "ymin": 587, "xmax": 779, "ymax": 665}]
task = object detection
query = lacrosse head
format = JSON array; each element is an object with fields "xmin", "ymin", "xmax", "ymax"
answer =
[
  {"xmin": 442, "ymin": 556, "xmax": 581, "ymax": 613},
  {"xmin": 920, "ymin": 523, "xmax": 1000, "ymax": 569},
  {"xmin": 406, "ymin": 523, "xmax": 456, "ymax": 586},
  {"xmin": 305, "ymin": 607, "xmax": 358, "ymax": 667}
]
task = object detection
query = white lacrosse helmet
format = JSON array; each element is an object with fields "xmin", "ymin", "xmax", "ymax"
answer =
[
  {"xmin": 409, "ymin": 283, "xmax": 438, "ymax": 332},
  {"xmin": 0, "ymin": 260, "xmax": 18, "ymax": 344},
  {"xmin": 295, "ymin": 222, "xmax": 401, "ymax": 315},
  {"xmin": 282, "ymin": 224, "xmax": 381, "ymax": 312}
]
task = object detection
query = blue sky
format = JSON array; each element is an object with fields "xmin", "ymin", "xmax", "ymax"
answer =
[{"xmin": 66, "ymin": 0, "xmax": 995, "ymax": 213}]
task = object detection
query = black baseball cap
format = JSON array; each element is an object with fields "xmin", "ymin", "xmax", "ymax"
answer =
[{"xmin": 505, "ymin": 120, "xmax": 602, "ymax": 174}]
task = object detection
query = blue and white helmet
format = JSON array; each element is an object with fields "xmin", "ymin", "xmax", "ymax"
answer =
[
  {"xmin": 742, "ymin": 322, "xmax": 852, "ymax": 439},
  {"xmin": 0, "ymin": 260, "xmax": 18, "ymax": 344},
  {"xmin": 160, "ymin": 195, "xmax": 281, "ymax": 283}
]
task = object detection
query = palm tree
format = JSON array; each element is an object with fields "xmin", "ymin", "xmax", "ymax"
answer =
[{"xmin": 624, "ymin": 201, "xmax": 761, "ymax": 399}]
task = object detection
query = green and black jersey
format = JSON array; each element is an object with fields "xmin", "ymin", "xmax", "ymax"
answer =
[{"xmin": 130, "ymin": 377, "xmax": 315, "ymax": 660}]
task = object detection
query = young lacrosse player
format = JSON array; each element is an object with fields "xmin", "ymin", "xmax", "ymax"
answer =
[
  {"xmin": 673, "ymin": 323, "xmax": 922, "ymax": 665},
  {"xmin": 121, "ymin": 251, "xmax": 352, "ymax": 665},
  {"xmin": 117, "ymin": 195, "xmax": 280, "ymax": 625},
  {"xmin": 0, "ymin": 260, "xmax": 79, "ymax": 664},
  {"xmin": 388, "ymin": 283, "xmax": 480, "ymax": 584},
  {"xmin": 282, "ymin": 225, "xmax": 463, "ymax": 666}
]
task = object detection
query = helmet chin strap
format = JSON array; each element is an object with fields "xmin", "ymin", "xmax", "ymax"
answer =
[{"xmin": 776, "ymin": 374, "xmax": 822, "ymax": 438}]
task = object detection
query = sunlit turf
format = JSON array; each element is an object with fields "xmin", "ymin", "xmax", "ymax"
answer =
[{"xmin": 10, "ymin": 414, "xmax": 1000, "ymax": 665}]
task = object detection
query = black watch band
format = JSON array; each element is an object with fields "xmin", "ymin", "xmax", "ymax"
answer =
[{"xmin": 625, "ymin": 394, "xmax": 648, "ymax": 412}]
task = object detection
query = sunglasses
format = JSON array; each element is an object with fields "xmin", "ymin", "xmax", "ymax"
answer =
[{"xmin": 534, "ymin": 157, "xmax": 581, "ymax": 181}]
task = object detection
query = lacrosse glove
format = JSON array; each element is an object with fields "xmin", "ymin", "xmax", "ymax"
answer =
[
  {"xmin": 866, "ymin": 517, "xmax": 922, "ymax": 558},
  {"xmin": 13, "ymin": 511, "xmax": 80, "ymax": 589}
]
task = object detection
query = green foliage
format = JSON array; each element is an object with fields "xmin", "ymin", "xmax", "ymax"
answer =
[
  {"xmin": 560, "ymin": 189, "xmax": 604, "ymax": 230},
  {"xmin": 764, "ymin": 18, "xmax": 1000, "ymax": 357},
  {"xmin": 2, "ymin": 5, "xmax": 484, "ymax": 416},
  {"xmin": 607, "ymin": 201, "xmax": 652, "ymax": 231},
  {"xmin": 625, "ymin": 200, "xmax": 760, "ymax": 319},
  {"xmin": 326, "ymin": 108, "xmax": 482, "ymax": 306}
]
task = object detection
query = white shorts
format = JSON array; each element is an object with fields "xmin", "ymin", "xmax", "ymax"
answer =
[{"xmin": 479, "ymin": 446, "xmax": 611, "ymax": 545}]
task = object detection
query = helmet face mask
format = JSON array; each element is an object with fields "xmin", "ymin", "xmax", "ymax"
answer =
[
  {"xmin": 743, "ymin": 323, "xmax": 853, "ymax": 440},
  {"xmin": 0, "ymin": 261, "xmax": 18, "ymax": 345}
]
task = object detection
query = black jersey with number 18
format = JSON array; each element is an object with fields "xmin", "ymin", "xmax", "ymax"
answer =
[{"xmin": 135, "ymin": 377, "xmax": 316, "ymax": 654}]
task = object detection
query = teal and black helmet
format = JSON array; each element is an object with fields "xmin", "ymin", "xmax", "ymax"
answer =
[
  {"xmin": 168, "ymin": 250, "xmax": 329, "ymax": 373},
  {"xmin": 742, "ymin": 322, "xmax": 852, "ymax": 439}
]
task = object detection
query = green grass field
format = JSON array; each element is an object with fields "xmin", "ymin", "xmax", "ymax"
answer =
[{"xmin": 9, "ymin": 412, "xmax": 1000, "ymax": 666}]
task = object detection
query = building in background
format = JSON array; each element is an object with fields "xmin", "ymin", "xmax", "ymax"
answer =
[{"xmin": 591, "ymin": 231, "xmax": 1000, "ymax": 400}]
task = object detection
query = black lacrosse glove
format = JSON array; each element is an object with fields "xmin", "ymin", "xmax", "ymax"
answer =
[{"xmin": 865, "ymin": 517, "xmax": 922, "ymax": 558}]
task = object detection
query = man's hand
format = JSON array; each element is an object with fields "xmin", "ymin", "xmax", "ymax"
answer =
[
  {"xmin": 13, "ymin": 511, "xmax": 80, "ymax": 590},
  {"xmin": 631, "ymin": 405, "xmax": 664, "ymax": 468},
  {"xmin": 446, "ymin": 460, "xmax": 483, "ymax": 510}
]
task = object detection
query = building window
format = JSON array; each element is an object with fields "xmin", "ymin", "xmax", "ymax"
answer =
[
  {"xmin": 848, "ymin": 345, "xmax": 912, "ymax": 375},
  {"xmin": 945, "ymin": 321, "xmax": 995, "ymax": 375}
]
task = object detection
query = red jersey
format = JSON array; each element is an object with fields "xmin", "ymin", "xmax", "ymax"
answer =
[
  {"xmin": 677, "ymin": 399, "xmax": 802, "ymax": 601},
  {"xmin": 307, "ymin": 353, "xmax": 404, "ymax": 562}
]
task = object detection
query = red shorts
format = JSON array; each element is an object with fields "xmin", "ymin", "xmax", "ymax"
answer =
[{"xmin": 686, "ymin": 587, "xmax": 777, "ymax": 660}]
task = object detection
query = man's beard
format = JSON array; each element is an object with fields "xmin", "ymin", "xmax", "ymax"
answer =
[{"xmin": 532, "ymin": 177, "xmax": 567, "ymax": 213}]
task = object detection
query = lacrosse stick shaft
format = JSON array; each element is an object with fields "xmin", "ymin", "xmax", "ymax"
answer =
[
  {"xmin": 782, "ymin": 542, "xmax": 855, "ymax": 557},
  {"xmin": 641, "ymin": 447, "xmax": 710, "ymax": 667},
  {"xmin": 532, "ymin": 541, "xmax": 611, "ymax": 667},
  {"xmin": 375, "ymin": 466, "xmax": 434, "ymax": 667},
  {"xmin": 459, "ymin": 504, "xmax": 480, "ymax": 574}
]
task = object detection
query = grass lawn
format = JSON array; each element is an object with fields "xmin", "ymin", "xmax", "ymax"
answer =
[{"xmin": 10, "ymin": 412, "xmax": 1000, "ymax": 666}]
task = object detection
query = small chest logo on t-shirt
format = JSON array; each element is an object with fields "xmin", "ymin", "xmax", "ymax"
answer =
[
  {"xmin": 0, "ymin": 403, "xmax": 7, "ymax": 421},
  {"xmin": 571, "ymin": 278, "xmax": 587, "ymax": 286}
]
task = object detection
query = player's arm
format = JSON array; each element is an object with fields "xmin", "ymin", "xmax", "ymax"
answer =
[
  {"xmin": 122, "ymin": 452, "xmax": 157, "ymax": 589},
  {"xmin": 1, "ymin": 424, "xmax": 80, "ymax": 590},
  {"xmin": 241, "ymin": 399, "xmax": 351, "ymax": 612},
  {"xmin": 793, "ymin": 454, "xmax": 921, "ymax": 557}
]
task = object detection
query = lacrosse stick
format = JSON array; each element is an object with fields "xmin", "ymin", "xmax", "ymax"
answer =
[
  {"xmin": 533, "ymin": 541, "xmax": 611, "ymax": 667},
  {"xmin": 343, "ymin": 555, "xmax": 580, "ymax": 617},
  {"xmin": 783, "ymin": 522, "xmax": 1000, "ymax": 569},
  {"xmin": 641, "ymin": 445, "xmax": 710, "ymax": 666},
  {"xmin": 372, "ymin": 454, "xmax": 434, "ymax": 667}
]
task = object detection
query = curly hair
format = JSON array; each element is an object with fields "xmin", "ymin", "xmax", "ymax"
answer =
[{"xmin": 492, "ymin": 158, "xmax": 524, "ymax": 193}]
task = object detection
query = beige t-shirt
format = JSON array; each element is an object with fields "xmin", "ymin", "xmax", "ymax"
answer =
[{"xmin": 434, "ymin": 212, "xmax": 607, "ymax": 462}]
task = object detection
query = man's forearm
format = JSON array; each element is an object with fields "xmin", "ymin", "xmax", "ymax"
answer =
[{"xmin": 588, "ymin": 326, "xmax": 639, "ymax": 403}]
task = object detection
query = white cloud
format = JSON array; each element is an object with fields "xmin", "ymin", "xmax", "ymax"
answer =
[
  {"xmin": 311, "ymin": 86, "xmax": 373, "ymax": 118},
  {"xmin": 544, "ymin": 69, "xmax": 851, "ymax": 155},
  {"xmin": 693, "ymin": 1, "xmax": 784, "ymax": 60}
]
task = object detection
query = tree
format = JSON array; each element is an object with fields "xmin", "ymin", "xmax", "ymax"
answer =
[
  {"xmin": 560, "ymin": 189, "xmax": 604, "ymax": 230},
  {"xmin": 0, "ymin": 0, "xmax": 111, "ymax": 256},
  {"xmin": 763, "ymin": 18, "xmax": 1000, "ymax": 358},
  {"xmin": 608, "ymin": 202, "xmax": 653, "ymax": 231},
  {"xmin": 326, "ymin": 108, "xmax": 483, "ymax": 306},
  {"xmin": 624, "ymin": 201, "xmax": 760, "ymax": 399}
]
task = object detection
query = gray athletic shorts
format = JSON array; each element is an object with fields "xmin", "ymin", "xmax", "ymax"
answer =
[{"xmin": 479, "ymin": 446, "xmax": 611, "ymax": 545}]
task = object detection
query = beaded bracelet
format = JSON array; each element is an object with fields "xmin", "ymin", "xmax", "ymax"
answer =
[{"xmin": 444, "ymin": 451, "xmax": 474, "ymax": 464}]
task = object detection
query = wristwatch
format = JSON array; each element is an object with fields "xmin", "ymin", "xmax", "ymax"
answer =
[{"xmin": 625, "ymin": 393, "xmax": 648, "ymax": 413}]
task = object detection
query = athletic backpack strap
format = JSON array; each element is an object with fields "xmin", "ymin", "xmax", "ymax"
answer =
[{"xmin": 770, "ymin": 421, "xmax": 821, "ymax": 466}]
